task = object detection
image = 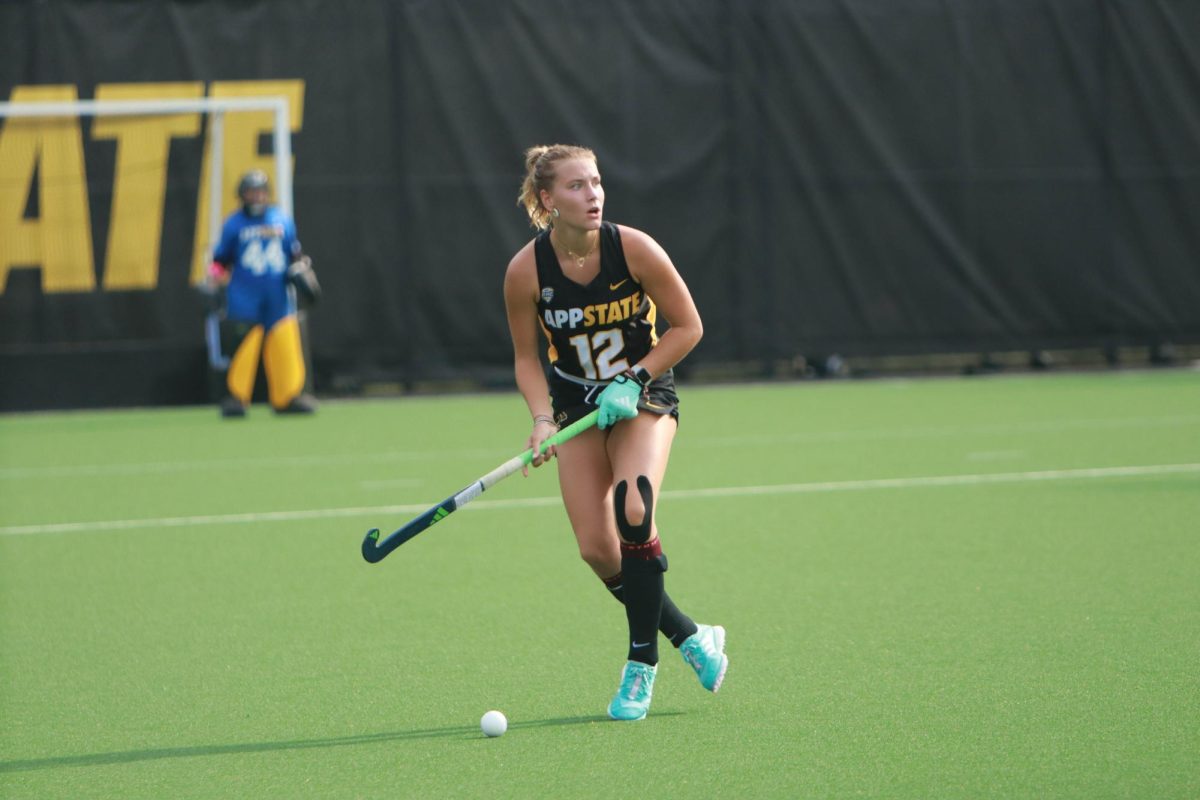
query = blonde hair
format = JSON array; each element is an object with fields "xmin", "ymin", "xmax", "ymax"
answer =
[{"xmin": 517, "ymin": 144, "xmax": 597, "ymax": 230}]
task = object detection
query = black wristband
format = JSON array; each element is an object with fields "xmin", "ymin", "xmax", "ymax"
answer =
[{"xmin": 629, "ymin": 365, "xmax": 653, "ymax": 386}]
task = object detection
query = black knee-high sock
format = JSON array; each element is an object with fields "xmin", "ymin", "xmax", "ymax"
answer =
[
  {"xmin": 603, "ymin": 573, "xmax": 698, "ymax": 648},
  {"xmin": 621, "ymin": 538, "xmax": 665, "ymax": 665}
]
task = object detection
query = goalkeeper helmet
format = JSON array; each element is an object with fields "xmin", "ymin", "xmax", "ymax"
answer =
[{"xmin": 237, "ymin": 170, "xmax": 271, "ymax": 216}]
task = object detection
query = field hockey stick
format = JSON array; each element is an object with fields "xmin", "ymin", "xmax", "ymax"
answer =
[{"xmin": 361, "ymin": 409, "xmax": 600, "ymax": 563}]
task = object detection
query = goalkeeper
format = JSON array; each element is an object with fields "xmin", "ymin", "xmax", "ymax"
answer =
[{"xmin": 208, "ymin": 170, "xmax": 320, "ymax": 417}]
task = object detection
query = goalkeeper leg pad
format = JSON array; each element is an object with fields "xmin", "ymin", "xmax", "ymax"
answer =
[
  {"xmin": 263, "ymin": 315, "xmax": 309, "ymax": 412},
  {"xmin": 222, "ymin": 321, "xmax": 263, "ymax": 407}
]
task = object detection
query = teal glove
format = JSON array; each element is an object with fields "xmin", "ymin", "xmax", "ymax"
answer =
[{"xmin": 596, "ymin": 372, "xmax": 643, "ymax": 429}]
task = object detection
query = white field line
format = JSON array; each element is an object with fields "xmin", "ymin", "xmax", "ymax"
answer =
[
  {"xmin": 359, "ymin": 478, "xmax": 424, "ymax": 490},
  {"xmin": 2, "ymin": 414, "xmax": 1197, "ymax": 480},
  {"xmin": 2, "ymin": 462, "xmax": 1197, "ymax": 537},
  {"xmin": 0, "ymin": 450, "xmax": 503, "ymax": 480}
]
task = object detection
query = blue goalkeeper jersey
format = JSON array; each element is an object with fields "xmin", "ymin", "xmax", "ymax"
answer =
[
  {"xmin": 213, "ymin": 206, "xmax": 303, "ymax": 327},
  {"xmin": 213, "ymin": 206, "xmax": 301, "ymax": 282}
]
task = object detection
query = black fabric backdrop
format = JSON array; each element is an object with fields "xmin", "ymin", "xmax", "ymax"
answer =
[{"xmin": 1, "ymin": 0, "xmax": 1198, "ymax": 409}]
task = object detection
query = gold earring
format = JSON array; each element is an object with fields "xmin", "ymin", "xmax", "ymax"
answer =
[{"xmin": 552, "ymin": 208, "xmax": 560, "ymax": 218}]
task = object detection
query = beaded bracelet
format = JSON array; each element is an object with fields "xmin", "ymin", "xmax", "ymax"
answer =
[{"xmin": 533, "ymin": 414, "xmax": 557, "ymax": 427}]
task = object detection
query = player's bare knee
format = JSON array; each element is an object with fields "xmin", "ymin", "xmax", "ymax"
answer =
[
  {"xmin": 614, "ymin": 475, "xmax": 655, "ymax": 544},
  {"xmin": 619, "ymin": 494, "xmax": 647, "ymax": 528},
  {"xmin": 577, "ymin": 540, "xmax": 618, "ymax": 575}
]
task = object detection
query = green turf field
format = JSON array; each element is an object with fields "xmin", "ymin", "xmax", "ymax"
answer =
[{"xmin": 2, "ymin": 371, "xmax": 1197, "ymax": 799}]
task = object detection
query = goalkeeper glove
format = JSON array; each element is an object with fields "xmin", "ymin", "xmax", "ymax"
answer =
[{"xmin": 287, "ymin": 255, "xmax": 321, "ymax": 305}]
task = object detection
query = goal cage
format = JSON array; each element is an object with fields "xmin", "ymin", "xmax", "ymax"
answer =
[{"xmin": 0, "ymin": 94, "xmax": 304, "ymax": 396}]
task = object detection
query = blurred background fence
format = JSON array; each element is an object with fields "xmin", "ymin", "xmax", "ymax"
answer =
[{"xmin": 2, "ymin": 0, "xmax": 1198, "ymax": 410}]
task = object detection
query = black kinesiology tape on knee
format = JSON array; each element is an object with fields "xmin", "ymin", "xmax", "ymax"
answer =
[
  {"xmin": 616, "ymin": 475, "xmax": 667, "ymax": 573},
  {"xmin": 614, "ymin": 475, "xmax": 655, "ymax": 543}
]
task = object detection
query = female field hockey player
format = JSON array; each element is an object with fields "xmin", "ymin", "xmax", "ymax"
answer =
[{"xmin": 503, "ymin": 144, "xmax": 728, "ymax": 720}]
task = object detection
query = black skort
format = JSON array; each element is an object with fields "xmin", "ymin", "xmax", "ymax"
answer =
[{"xmin": 549, "ymin": 368, "xmax": 680, "ymax": 428}]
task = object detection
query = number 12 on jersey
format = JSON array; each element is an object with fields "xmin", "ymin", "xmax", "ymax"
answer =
[{"xmin": 567, "ymin": 330, "xmax": 628, "ymax": 381}]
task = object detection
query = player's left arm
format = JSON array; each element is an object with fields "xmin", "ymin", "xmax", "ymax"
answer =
[
  {"xmin": 618, "ymin": 225, "xmax": 704, "ymax": 379},
  {"xmin": 284, "ymin": 219, "xmax": 320, "ymax": 303}
]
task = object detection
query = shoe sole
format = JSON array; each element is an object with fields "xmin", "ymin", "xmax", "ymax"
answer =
[
  {"xmin": 708, "ymin": 626, "xmax": 728, "ymax": 693},
  {"xmin": 607, "ymin": 708, "xmax": 648, "ymax": 721}
]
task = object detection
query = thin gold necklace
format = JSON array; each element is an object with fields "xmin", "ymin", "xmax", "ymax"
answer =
[{"xmin": 556, "ymin": 234, "xmax": 596, "ymax": 268}]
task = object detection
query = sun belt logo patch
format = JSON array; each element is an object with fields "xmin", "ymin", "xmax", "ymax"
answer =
[{"xmin": 541, "ymin": 287, "xmax": 555, "ymax": 303}]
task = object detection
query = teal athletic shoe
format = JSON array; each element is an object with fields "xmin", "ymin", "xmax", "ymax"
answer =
[
  {"xmin": 680, "ymin": 624, "xmax": 728, "ymax": 692},
  {"xmin": 607, "ymin": 661, "xmax": 657, "ymax": 721}
]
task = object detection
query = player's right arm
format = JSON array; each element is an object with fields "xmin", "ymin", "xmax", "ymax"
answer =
[
  {"xmin": 211, "ymin": 216, "xmax": 238, "ymax": 268},
  {"xmin": 504, "ymin": 242, "xmax": 557, "ymax": 473},
  {"xmin": 205, "ymin": 218, "xmax": 239, "ymax": 288}
]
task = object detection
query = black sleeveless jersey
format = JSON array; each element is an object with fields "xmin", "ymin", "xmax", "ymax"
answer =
[{"xmin": 534, "ymin": 221, "xmax": 659, "ymax": 382}]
